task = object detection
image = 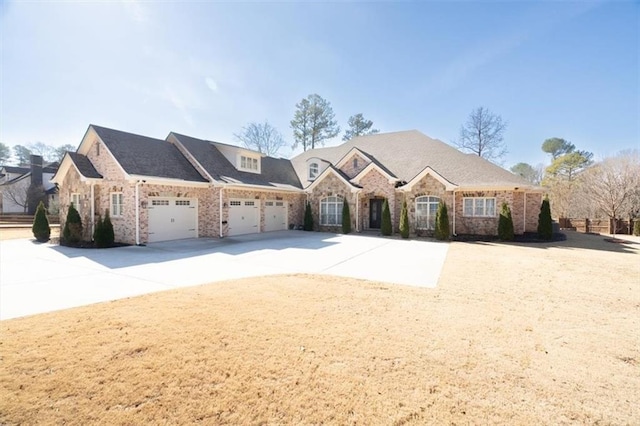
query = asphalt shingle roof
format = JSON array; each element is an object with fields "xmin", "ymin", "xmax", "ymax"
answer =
[
  {"xmin": 171, "ymin": 133, "xmax": 302, "ymax": 189},
  {"xmin": 67, "ymin": 152, "xmax": 103, "ymax": 179},
  {"xmin": 292, "ymin": 130, "xmax": 533, "ymax": 188},
  {"xmin": 92, "ymin": 125, "xmax": 207, "ymax": 182}
]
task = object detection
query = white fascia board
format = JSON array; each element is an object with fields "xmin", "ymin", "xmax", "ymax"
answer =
[
  {"xmin": 128, "ymin": 175, "xmax": 211, "ymax": 188},
  {"xmin": 222, "ymin": 182, "xmax": 303, "ymax": 193},
  {"xmin": 401, "ymin": 166, "xmax": 457, "ymax": 191},
  {"xmin": 334, "ymin": 147, "xmax": 371, "ymax": 169},
  {"xmin": 304, "ymin": 167, "xmax": 361, "ymax": 194},
  {"xmin": 352, "ymin": 162, "xmax": 397, "ymax": 184}
]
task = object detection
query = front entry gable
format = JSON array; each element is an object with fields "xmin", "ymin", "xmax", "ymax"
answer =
[{"xmin": 334, "ymin": 147, "xmax": 373, "ymax": 179}]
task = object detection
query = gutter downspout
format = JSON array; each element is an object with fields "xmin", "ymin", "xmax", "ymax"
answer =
[
  {"xmin": 355, "ymin": 192, "xmax": 359, "ymax": 232},
  {"xmin": 90, "ymin": 183, "xmax": 95, "ymax": 239},
  {"xmin": 452, "ymin": 190, "xmax": 456, "ymax": 236},
  {"xmin": 135, "ymin": 180, "xmax": 142, "ymax": 245},
  {"xmin": 219, "ymin": 186, "xmax": 224, "ymax": 238},
  {"xmin": 523, "ymin": 192, "xmax": 527, "ymax": 234}
]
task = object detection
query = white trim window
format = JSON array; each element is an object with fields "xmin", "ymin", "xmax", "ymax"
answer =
[
  {"xmin": 110, "ymin": 192, "xmax": 124, "ymax": 217},
  {"xmin": 240, "ymin": 155, "xmax": 259, "ymax": 172},
  {"xmin": 320, "ymin": 196, "xmax": 343, "ymax": 226},
  {"xmin": 463, "ymin": 197, "xmax": 496, "ymax": 217},
  {"xmin": 415, "ymin": 196, "xmax": 440, "ymax": 230},
  {"xmin": 309, "ymin": 162, "xmax": 319, "ymax": 180},
  {"xmin": 71, "ymin": 193, "xmax": 81, "ymax": 215}
]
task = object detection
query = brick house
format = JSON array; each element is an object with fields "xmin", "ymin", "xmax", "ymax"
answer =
[{"xmin": 52, "ymin": 125, "xmax": 542, "ymax": 244}]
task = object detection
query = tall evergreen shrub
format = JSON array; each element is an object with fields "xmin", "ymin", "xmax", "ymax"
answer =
[
  {"xmin": 537, "ymin": 197, "xmax": 553, "ymax": 241},
  {"xmin": 63, "ymin": 203, "xmax": 83, "ymax": 244},
  {"xmin": 381, "ymin": 199, "xmax": 392, "ymax": 236},
  {"xmin": 434, "ymin": 201, "xmax": 450, "ymax": 241},
  {"xmin": 32, "ymin": 201, "xmax": 51, "ymax": 242},
  {"xmin": 94, "ymin": 209, "xmax": 115, "ymax": 248},
  {"xmin": 498, "ymin": 201, "xmax": 515, "ymax": 241},
  {"xmin": 341, "ymin": 200, "xmax": 351, "ymax": 234},
  {"xmin": 399, "ymin": 199, "xmax": 409, "ymax": 238},
  {"xmin": 303, "ymin": 201, "xmax": 313, "ymax": 231}
]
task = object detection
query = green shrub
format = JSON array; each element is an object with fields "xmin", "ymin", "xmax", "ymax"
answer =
[
  {"xmin": 537, "ymin": 197, "xmax": 553, "ymax": 241},
  {"xmin": 341, "ymin": 200, "xmax": 351, "ymax": 234},
  {"xmin": 498, "ymin": 201, "xmax": 515, "ymax": 241},
  {"xmin": 434, "ymin": 201, "xmax": 450, "ymax": 241},
  {"xmin": 381, "ymin": 199, "xmax": 392, "ymax": 236},
  {"xmin": 102, "ymin": 210, "xmax": 115, "ymax": 246},
  {"xmin": 399, "ymin": 198, "xmax": 409, "ymax": 238},
  {"xmin": 93, "ymin": 215, "xmax": 104, "ymax": 246},
  {"xmin": 62, "ymin": 203, "xmax": 83, "ymax": 244},
  {"xmin": 94, "ymin": 210, "xmax": 115, "ymax": 248},
  {"xmin": 634, "ymin": 219, "xmax": 640, "ymax": 236},
  {"xmin": 303, "ymin": 201, "xmax": 313, "ymax": 231},
  {"xmin": 32, "ymin": 201, "xmax": 51, "ymax": 242}
]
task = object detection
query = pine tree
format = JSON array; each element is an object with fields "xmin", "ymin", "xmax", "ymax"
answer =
[
  {"xmin": 399, "ymin": 198, "xmax": 409, "ymax": 238},
  {"xmin": 381, "ymin": 199, "xmax": 392, "ymax": 236},
  {"xmin": 303, "ymin": 201, "xmax": 313, "ymax": 231},
  {"xmin": 342, "ymin": 200, "xmax": 351, "ymax": 234},
  {"xmin": 434, "ymin": 201, "xmax": 450, "ymax": 241},
  {"xmin": 498, "ymin": 201, "xmax": 514, "ymax": 241},
  {"xmin": 32, "ymin": 201, "xmax": 51, "ymax": 242},
  {"xmin": 62, "ymin": 203, "xmax": 83, "ymax": 244},
  {"xmin": 537, "ymin": 197, "xmax": 553, "ymax": 240}
]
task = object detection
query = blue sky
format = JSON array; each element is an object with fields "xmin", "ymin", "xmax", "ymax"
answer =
[{"xmin": 1, "ymin": 0, "xmax": 637, "ymax": 168}]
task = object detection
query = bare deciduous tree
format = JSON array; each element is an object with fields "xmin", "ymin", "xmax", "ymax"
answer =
[
  {"xmin": 581, "ymin": 150, "xmax": 640, "ymax": 236},
  {"xmin": 234, "ymin": 121, "xmax": 286, "ymax": 157},
  {"xmin": 456, "ymin": 106, "xmax": 507, "ymax": 163}
]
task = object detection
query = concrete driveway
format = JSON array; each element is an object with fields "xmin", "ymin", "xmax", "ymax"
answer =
[{"xmin": 0, "ymin": 231, "xmax": 449, "ymax": 320}]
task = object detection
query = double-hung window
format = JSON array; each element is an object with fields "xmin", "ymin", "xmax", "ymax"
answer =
[
  {"xmin": 463, "ymin": 197, "xmax": 496, "ymax": 217},
  {"xmin": 320, "ymin": 196, "xmax": 343, "ymax": 226},
  {"xmin": 111, "ymin": 193, "xmax": 124, "ymax": 217}
]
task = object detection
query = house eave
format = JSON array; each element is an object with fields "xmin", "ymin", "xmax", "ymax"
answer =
[{"xmin": 127, "ymin": 175, "xmax": 211, "ymax": 188}]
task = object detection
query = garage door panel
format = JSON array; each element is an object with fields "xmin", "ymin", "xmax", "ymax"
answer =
[
  {"xmin": 264, "ymin": 200, "xmax": 287, "ymax": 232},
  {"xmin": 148, "ymin": 198, "xmax": 198, "ymax": 242},
  {"xmin": 228, "ymin": 199, "xmax": 259, "ymax": 236}
]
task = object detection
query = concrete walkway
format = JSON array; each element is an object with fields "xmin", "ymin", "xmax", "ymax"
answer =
[{"xmin": 0, "ymin": 231, "xmax": 449, "ymax": 320}]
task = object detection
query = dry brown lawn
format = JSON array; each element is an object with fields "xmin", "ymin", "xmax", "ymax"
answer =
[
  {"xmin": 1, "ymin": 232, "xmax": 638, "ymax": 425},
  {"xmin": 0, "ymin": 227, "xmax": 60, "ymax": 241}
]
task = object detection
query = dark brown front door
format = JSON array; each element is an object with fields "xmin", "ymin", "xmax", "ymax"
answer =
[{"xmin": 369, "ymin": 199, "xmax": 383, "ymax": 229}]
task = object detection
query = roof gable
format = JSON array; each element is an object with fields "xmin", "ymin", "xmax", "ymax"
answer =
[
  {"xmin": 88, "ymin": 125, "xmax": 207, "ymax": 182},
  {"xmin": 51, "ymin": 152, "xmax": 103, "ymax": 184},
  {"xmin": 304, "ymin": 165, "xmax": 361, "ymax": 193}
]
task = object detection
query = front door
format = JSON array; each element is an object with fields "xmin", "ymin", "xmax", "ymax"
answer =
[{"xmin": 369, "ymin": 199, "xmax": 383, "ymax": 229}]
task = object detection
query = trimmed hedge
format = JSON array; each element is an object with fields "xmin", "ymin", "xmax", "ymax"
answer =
[
  {"xmin": 434, "ymin": 201, "xmax": 450, "ymax": 241},
  {"xmin": 303, "ymin": 201, "xmax": 313, "ymax": 231},
  {"xmin": 63, "ymin": 203, "xmax": 83, "ymax": 244},
  {"xmin": 399, "ymin": 198, "xmax": 409, "ymax": 238},
  {"xmin": 342, "ymin": 200, "xmax": 351, "ymax": 234},
  {"xmin": 498, "ymin": 202, "xmax": 515, "ymax": 241},
  {"xmin": 537, "ymin": 197, "xmax": 553, "ymax": 241},
  {"xmin": 381, "ymin": 199, "xmax": 392, "ymax": 236},
  {"xmin": 32, "ymin": 201, "xmax": 51, "ymax": 242}
]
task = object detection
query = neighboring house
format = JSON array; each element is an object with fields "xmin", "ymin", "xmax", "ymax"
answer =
[
  {"xmin": 0, "ymin": 156, "xmax": 58, "ymax": 214},
  {"xmin": 52, "ymin": 125, "xmax": 542, "ymax": 245}
]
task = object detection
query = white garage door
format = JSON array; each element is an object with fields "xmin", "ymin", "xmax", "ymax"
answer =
[
  {"xmin": 228, "ymin": 199, "xmax": 259, "ymax": 236},
  {"xmin": 148, "ymin": 198, "xmax": 197, "ymax": 243},
  {"xmin": 264, "ymin": 200, "xmax": 287, "ymax": 232}
]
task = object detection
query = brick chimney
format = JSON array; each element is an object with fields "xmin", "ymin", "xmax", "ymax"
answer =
[{"xmin": 27, "ymin": 155, "xmax": 44, "ymax": 214}]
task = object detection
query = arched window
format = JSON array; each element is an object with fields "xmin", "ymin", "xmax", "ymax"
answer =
[
  {"xmin": 309, "ymin": 163, "xmax": 319, "ymax": 180},
  {"xmin": 415, "ymin": 196, "xmax": 440, "ymax": 230},
  {"xmin": 320, "ymin": 196, "xmax": 343, "ymax": 226}
]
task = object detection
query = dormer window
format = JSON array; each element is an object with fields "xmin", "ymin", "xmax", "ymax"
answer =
[
  {"xmin": 309, "ymin": 162, "xmax": 319, "ymax": 180},
  {"xmin": 239, "ymin": 155, "xmax": 259, "ymax": 172}
]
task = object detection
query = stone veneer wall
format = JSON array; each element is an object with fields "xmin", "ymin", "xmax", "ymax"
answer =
[
  {"xmin": 306, "ymin": 173, "xmax": 356, "ymax": 232},
  {"xmin": 399, "ymin": 174, "xmax": 452, "ymax": 235},
  {"xmin": 59, "ymin": 166, "xmax": 94, "ymax": 241},
  {"xmin": 338, "ymin": 153, "xmax": 371, "ymax": 179},
  {"xmin": 357, "ymin": 168, "xmax": 396, "ymax": 231},
  {"xmin": 525, "ymin": 192, "xmax": 543, "ymax": 232},
  {"xmin": 221, "ymin": 188, "xmax": 305, "ymax": 236}
]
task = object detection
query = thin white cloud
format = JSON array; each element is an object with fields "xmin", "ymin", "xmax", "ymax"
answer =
[
  {"xmin": 205, "ymin": 77, "xmax": 218, "ymax": 92},
  {"xmin": 122, "ymin": 0, "xmax": 149, "ymax": 24}
]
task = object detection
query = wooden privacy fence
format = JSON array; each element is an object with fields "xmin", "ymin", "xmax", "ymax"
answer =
[{"xmin": 559, "ymin": 217, "xmax": 635, "ymax": 235}]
